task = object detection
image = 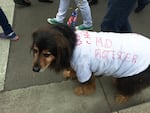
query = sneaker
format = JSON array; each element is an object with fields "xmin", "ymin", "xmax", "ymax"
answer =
[
  {"xmin": 76, "ymin": 24, "xmax": 93, "ymax": 31},
  {"xmin": 88, "ymin": 0, "xmax": 98, "ymax": 6},
  {"xmin": 38, "ymin": 0, "xmax": 53, "ymax": 3},
  {"xmin": 134, "ymin": 5, "xmax": 146, "ymax": 13},
  {"xmin": 0, "ymin": 33, "xmax": 19, "ymax": 41},
  {"xmin": 47, "ymin": 18, "xmax": 62, "ymax": 24}
]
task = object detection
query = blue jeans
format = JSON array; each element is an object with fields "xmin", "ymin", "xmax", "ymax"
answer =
[
  {"xmin": 101, "ymin": 0, "xmax": 136, "ymax": 33},
  {"xmin": 0, "ymin": 8, "xmax": 13, "ymax": 35}
]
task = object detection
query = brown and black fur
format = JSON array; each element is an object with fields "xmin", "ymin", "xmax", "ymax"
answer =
[
  {"xmin": 115, "ymin": 66, "xmax": 150, "ymax": 103},
  {"xmin": 31, "ymin": 24, "xmax": 76, "ymax": 72},
  {"xmin": 31, "ymin": 23, "xmax": 150, "ymax": 103}
]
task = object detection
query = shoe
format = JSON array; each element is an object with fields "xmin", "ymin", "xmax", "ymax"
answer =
[
  {"xmin": 88, "ymin": 0, "xmax": 98, "ymax": 6},
  {"xmin": 14, "ymin": 0, "xmax": 31, "ymax": 7},
  {"xmin": 0, "ymin": 33, "xmax": 19, "ymax": 41},
  {"xmin": 10, "ymin": 35, "xmax": 19, "ymax": 41},
  {"xmin": 47, "ymin": 18, "xmax": 62, "ymax": 24},
  {"xmin": 38, "ymin": 0, "xmax": 53, "ymax": 3},
  {"xmin": 134, "ymin": 6, "xmax": 146, "ymax": 13},
  {"xmin": 134, "ymin": 1, "xmax": 150, "ymax": 13},
  {"xmin": 76, "ymin": 24, "xmax": 93, "ymax": 31}
]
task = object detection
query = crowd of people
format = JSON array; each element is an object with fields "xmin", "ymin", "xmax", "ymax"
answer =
[{"xmin": 0, "ymin": 0, "xmax": 149, "ymax": 41}]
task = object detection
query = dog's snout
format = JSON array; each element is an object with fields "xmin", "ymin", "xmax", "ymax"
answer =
[{"xmin": 33, "ymin": 65, "xmax": 41, "ymax": 72}]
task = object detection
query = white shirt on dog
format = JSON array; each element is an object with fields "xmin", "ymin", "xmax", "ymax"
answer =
[{"xmin": 71, "ymin": 30, "xmax": 150, "ymax": 83}]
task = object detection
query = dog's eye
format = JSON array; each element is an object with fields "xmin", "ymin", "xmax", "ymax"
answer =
[{"xmin": 43, "ymin": 53, "xmax": 51, "ymax": 57}]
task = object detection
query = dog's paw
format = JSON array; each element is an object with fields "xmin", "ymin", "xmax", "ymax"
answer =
[
  {"xmin": 74, "ymin": 76, "xmax": 96, "ymax": 96},
  {"xmin": 74, "ymin": 86, "xmax": 84, "ymax": 95},
  {"xmin": 63, "ymin": 70, "xmax": 71, "ymax": 78},
  {"xmin": 63, "ymin": 70, "xmax": 76, "ymax": 79},
  {"xmin": 74, "ymin": 84, "xmax": 96, "ymax": 96},
  {"xmin": 115, "ymin": 94, "xmax": 130, "ymax": 104}
]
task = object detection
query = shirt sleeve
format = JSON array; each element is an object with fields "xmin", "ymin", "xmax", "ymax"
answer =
[{"xmin": 75, "ymin": 59, "xmax": 92, "ymax": 83}]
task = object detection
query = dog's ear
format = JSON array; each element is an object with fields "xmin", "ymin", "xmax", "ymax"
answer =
[
  {"xmin": 30, "ymin": 32, "xmax": 36, "ymax": 53},
  {"xmin": 31, "ymin": 29, "xmax": 40, "ymax": 48},
  {"xmin": 49, "ymin": 24, "xmax": 77, "ymax": 72},
  {"xmin": 30, "ymin": 30, "xmax": 39, "ymax": 54},
  {"xmin": 52, "ymin": 34, "xmax": 72, "ymax": 71},
  {"xmin": 53, "ymin": 24, "xmax": 77, "ymax": 51}
]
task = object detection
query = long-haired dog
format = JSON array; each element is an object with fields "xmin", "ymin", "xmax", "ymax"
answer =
[{"xmin": 31, "ymin": 24, "xmax": 150, "ymax": 103}]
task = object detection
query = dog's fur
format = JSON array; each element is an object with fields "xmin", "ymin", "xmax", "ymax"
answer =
[{"xmin": 31, "ymin": 24, "xmax": 150, "ymax": 103}]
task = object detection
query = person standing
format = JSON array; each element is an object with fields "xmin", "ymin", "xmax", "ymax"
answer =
[
  {"xmin": 0, "ymin": 7, "xmax": 19, "ymax": 41},
  {"xmin": 101, "ymin": 0, "xmax": 136, "ymax": 33},
  {"xmin": 47, "ymin": 0, "xmax": 93, "ymax": 30}
]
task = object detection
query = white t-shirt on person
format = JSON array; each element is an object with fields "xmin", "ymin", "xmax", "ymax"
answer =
[{"xmin": 70, "ymin": 30, "xmax": 150, "ymax": 83}]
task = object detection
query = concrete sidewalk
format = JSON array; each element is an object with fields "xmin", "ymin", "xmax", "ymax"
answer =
[
  {"xmin": 0, "ymin": 80, "xmax": 110, "ymax": 113},
  {"xmin": 0, "ymin": 79, "xmax": 150, "ymax": 113},
  {"xmin": 113, "ymin": 102, "xmax": 150, "ymax": 113},
  {"xmin": 0, "ymin": 0, "xmax": 14, "ymax": 91}
]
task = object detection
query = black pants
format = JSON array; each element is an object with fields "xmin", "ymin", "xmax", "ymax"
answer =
[{"xmin": 101, "ymin": 0, "xmax": 136, "ymax": 33}]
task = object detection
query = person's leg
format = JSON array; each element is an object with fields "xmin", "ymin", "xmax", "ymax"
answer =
[
  {"xmin": 101, "ymin": 0, "xmax": 136, "ymax": 33},
  {"xmin": 0, "ymin": 8, "xmax": 19, "ymax": 40},
  {"xmin": 75, "ymin": 0, "xmax": 93, "ymax": 30},
  {"xmin": 101, "ymin": 0, "xmax": 121, "ymax": 32},
  {"xmin": 47, "ymin": 0, "xmax": 70, "ymax": 24},
  {"xmin": 0, "ymin": 8, "xmax": 14, "ymax": 35},
  {"xmin": 118, "ymin": 0, "xmax": 136, "ymax": 33},
  {"xmin": 119, "ymin": 19, "xmax": 132, "ymax": 33},
  {"xmin": 56, "ymin": 0, "xmax": 70, "ymax": 22}
]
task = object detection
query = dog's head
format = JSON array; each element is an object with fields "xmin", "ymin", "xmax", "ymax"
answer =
[{"xmin": 31, "ymin": 24, "xmax": 76, "ymax": 72}]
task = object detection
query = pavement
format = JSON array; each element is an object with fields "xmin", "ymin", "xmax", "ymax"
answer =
[{"xmin": 0, "ymin": 0, "xmax": 150, "ymax": 113}]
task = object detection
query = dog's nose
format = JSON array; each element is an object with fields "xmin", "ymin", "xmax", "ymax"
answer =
[{"xmin": 33, "ymin": 66, "xmax": 41, "ymax": 72}]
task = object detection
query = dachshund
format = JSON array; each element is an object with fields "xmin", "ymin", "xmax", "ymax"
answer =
[{"xmin": 31, "ymin": 24, "xmax": 150, "ymax": 103}]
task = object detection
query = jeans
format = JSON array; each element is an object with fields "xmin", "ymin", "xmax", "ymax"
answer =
[
  {"xmin": 0, "ymin": 8, "xmax": 13, "ymax": 35},
  {"xmin": 56, "ymin": 0, "xmax": 92, "ymax": 27},
  {"xmin": 101, "ymin": 0, "xmax": 136, "ymax": 33}
]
